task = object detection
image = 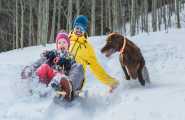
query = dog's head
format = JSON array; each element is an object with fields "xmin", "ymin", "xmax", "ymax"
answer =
[{"xmin": 101, "ymin": 32, "xmax": 124, "ymax": 57}]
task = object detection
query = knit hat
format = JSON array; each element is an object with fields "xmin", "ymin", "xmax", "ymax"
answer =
[
  {"xmin": 55, "ymin": 31, "xmax": 70, "ymax": 49},
  {"xmin": 73, "ymin": 15, "xmax": 88, "ymax": 32}
]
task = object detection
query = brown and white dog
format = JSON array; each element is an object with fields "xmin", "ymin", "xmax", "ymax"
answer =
[{"xmin": 101, "ymin": 32, "xmax": 150, "ymax": 86}]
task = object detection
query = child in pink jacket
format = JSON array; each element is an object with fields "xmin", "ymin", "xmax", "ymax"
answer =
[{"xmin": 21, "ymin": 31, "xmax": 84, "ymax": 101}]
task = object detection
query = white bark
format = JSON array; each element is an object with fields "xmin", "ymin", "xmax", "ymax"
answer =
[
  {"xmin": 50, "ymin": 0, "xmax": 57, "ymax": 43},
  {"xmin": 112, "ymin": 0, "xmax": 118, "ymax": 32},
  {"xmin": 37, "ymin": 0, "xmax": 42, "ymax": 45},
  {"xmin": 20, "ymin": 0, "xmax": 24, "ymax": 48},
  {"xmin": 90, "ymin": 0, "xmax": 96, "ymax": 35},
  {"xmin": 67, "ymin": 0, "xmax": 72, "ymax": 31},
  {"xmin": 108, "ymin": 0, "xmax": 112, "ymax": 31},
  {"xmin": 175, "ymin": 0, "xmax": 181, "ymax": 28},
  {"xmin": 152, "ymin": 0, "xmax": 157, "ymax": 31},
  {"xmin": 57, "ymin": 0, "xmax": 62, "ymax": 31},
  {"xmin": 15, "ymin": 0, "xmax": 19, "ymax": 49},
  {"xmin": 29, "ymin": 0, "xmax": 33, "ymax": 46},
  {"xmin": 76, "ymin": 0, "xmax": 80, "ymax": 16},
  {"xmin": 130, "ymin": 0, "xmax": 136, "ymax": 36},
  {"xmin": 100, "ymin": 0, "xmax": 104, "ymax": 35}
]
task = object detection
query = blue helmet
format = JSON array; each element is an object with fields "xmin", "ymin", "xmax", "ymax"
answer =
[{"xmin": 73, "ymin": 15, "xmax": 88, "ymax": 32}]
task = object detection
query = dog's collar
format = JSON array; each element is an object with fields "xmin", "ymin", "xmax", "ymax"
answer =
[{"xmin": 119, "ymin": 37, "xmax": 127, "ymax": 54}]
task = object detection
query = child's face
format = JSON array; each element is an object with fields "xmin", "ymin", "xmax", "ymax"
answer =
[
  {"xmin": 74, "ymin": 26, "xmax": 85, "ymax": 36},
  {"xmin": 57, "ymin": 38, "xmax": 69, "ymax": 50}
]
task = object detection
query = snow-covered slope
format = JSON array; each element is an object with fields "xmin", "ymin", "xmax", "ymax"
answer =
[{"xmin": 0, "ymin": 29, "xmax": 185, "ymax": 120}]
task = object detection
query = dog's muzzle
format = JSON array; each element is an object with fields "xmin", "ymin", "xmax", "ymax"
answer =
[{"xmin": 102, "ymin": 48, "xmax": 116, "ymax": 57}]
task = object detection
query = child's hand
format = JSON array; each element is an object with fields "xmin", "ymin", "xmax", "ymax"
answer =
[
  {"xmin": 21, "ymin": 66, "xmax": 33, "ymax": 79},
  {"xmin": 109, "ymin": 81, "xmax": 119, "ymax": 93}
]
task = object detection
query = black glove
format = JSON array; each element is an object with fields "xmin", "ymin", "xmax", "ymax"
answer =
[
  {"xmin": 58, "ymin": 57, "xmax": 72, "ymax": 72},
  {"xmin": 47, "ymin": 51, "xmax": 57, "ymax": 60},
  {"xmin": 51, "ymin": 82, "xmax": 60, "ymax": 91},
  {"xmin": 58, "ymin": 57, "xmax": 66, "ymax": 66},
  {"xmin": 44, "ymin": 50, "xmax": 57, "ymax": 65}
]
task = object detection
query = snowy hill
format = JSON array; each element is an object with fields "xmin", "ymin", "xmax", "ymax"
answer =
[{"xmin": 1, "ymin": 29, "xmax": 185, "ymax": 120}]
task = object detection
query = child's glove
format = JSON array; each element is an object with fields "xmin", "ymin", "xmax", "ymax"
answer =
[
  {"xmin": 58, "ymin": 57, "xmax": 72, "ymax": 71},
  {"xmin": 51, "ymin": 81, "xmax": 60, "ymax": 91},
  {"xmin": 44, "ymin": 50, "xmax": 57, "ymax": 62},
  {"xmin": 50, "ymin": 73, "xmax": 62, "ymax": 91},
  {"xmin": 21, "ymin": 66, "xmax": 34, "ymax": 79},
  {"xmin": 109, "ymin": 80, "xmax": 119, "ymax": 93}
]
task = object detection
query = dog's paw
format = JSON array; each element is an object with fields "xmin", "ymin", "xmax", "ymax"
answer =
[{"xmin": 125, "ymin": 76, "xmax": 130, "ymax": 80}]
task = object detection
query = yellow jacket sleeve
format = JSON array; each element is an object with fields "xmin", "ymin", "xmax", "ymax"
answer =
[{"xmin": 86, "ymin": 43, "xmax": 118, "ymax": 86}]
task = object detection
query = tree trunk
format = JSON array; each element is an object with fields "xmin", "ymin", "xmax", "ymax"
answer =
[
  {"xmin": 67, "ymin": 0, "xmax": 72, "ymax": 32},
  {"xmin": 112, "ymin": 0, "xmax": 118, "ymax": 32},
  {"xmin": 162, "ymin": 0, "xmax": 167, "ymax": 31},
  {"xmin": 57, "ymin": 0, "xmax": 62, "ymax": 31},
  {"xmin": 42, "ymin": 0, "xmax": 49, "ymax": 45},
  {"xmin": 158, "ymin": 0, "xmax": 162, "ymax": 31},
  {"xmin": 104, "ymin": 0, "xmax": 108, "ymax": 28},
  {"xmin": 29, "ymin": 0, "xmax": 33, "ymax": 46},
  {"xmin": 20, "ymin": 0, "xmax": 24, "ymax": 48},
  {"xmin": 135, "ymin": 0, "xmax": 139, "ymax": 34},
  {"xmin": 90, "ymin": 0, "xmax": 96, "ymax": 35},
  {"xmin": 37, "ymin": 0, "xmax": 42, "ymax": 45},
  {"xmin": 15, "ymin": 0, "xmax": 19, "ymax": 49},
  {"xmin": 108, "ymin": 0, "xmax": 112, "ymax": 31},
  {"xmin": 145, "ymin": 0, "xmax": 148, "ymax": 33},
  {"xmin": 167, "ymin": 0, "xmax": 172, "ymax": 28},
  {"xmin": 50, "ymin": 0, "xmax": 57, "ymax": 43},
  {"xmin": 100, "ymin": 0, "xmax": 104, "ymax": 35},
  {"xmin": 130, "ymin": 0, "xmax": 136, "ymax": 36},
  {"xmin": 122, "ymin": 0, "xmax": 126, "ymax": 34},
  {"xmin": 76, "ymin": 0, "xmax": 80, "ymax": 16},
  {"xmin": 152, "ymin": 0, "xmax": 157, "ymax": 31},
  {"xmin": 175, "ymin": 0, "xmax": 181, "ymax": 28}
]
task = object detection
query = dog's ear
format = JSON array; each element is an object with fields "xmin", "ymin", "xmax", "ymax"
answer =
[
  {"xmin": 110, "ymin": 33, "xmax": 124, "ymax": 43},
  {"xmin": 106, "ymin": 32, "xmax": 117, "ymax": 43}
]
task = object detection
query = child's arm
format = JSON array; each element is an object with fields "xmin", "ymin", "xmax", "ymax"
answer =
[
  {"xmin": 21, "ymin": 50, "xmax": 56, "ymax": 79},
  {"xmin": 86, "ymin": 44, "xmax": 119, "ymax": 89}
]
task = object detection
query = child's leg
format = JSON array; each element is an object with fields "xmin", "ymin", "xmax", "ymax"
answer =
[
  {"xmin": 36, "ymin": 64, "xmax": 55, "ymax": 85},
  {"xmin": 69, "ymin": 63, "xmax": 85, "ymax": 91}
]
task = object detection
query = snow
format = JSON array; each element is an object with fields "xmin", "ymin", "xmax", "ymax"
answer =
[{"xmin": 1, "ymin": 28, "xmax": 185, "ymax": 120}]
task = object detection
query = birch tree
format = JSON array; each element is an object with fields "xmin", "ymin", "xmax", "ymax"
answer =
[
  {"xmin": 20, "ymin": 0, "xmax": 24, "ymax": 48},
  {"xmin": 100, "ymin": 0, "xmax": 104, "ymax": 35},
  {"xmin": 28, "ymin": 0, "xmax": 33, "ymax": 46},
  {"xmin": 90, "ymin": 0, "xmax": 96, "ymax": 35},
  {"xmin": 76, "ymin": 0, "xmax": 80, "ymax": 16},
  {"xmin": 112, "ymin": 0, "xmax": 118, "ymax": 32},
  {"xmin": 67, "ymin": 0, "xmax": 72, "ymax": 31},
  {"xmin": 50, "ymin": 0, "xmax": 57, "ymax": 43},
  {"xmin": 37, "ymin": 0, "xmax": 42, "ymax": 45},
  {"xmin": 130, "ymin": 0, "xmax": 136, "ymax": 36},
  {"xmin": 57, "ymin": 0, "xmax": 62, "ymax": 31},
  {"xmin": 108, "ymin": 0, "xmax": 112, "ymax": 31},
  {"xmin": 42, "ymin": 0, "xmax": 49, "ymax": 45},
  {"xmin": 152, "ymin": 0, "xmax": 157, "ymax": 31},
  {"xmin": 15, "ymin": 0, "xmax": 19, "ymax": 49},
  {"xmin": 175, "ymin": 0, "xmax": 181, "ymax": 28}
]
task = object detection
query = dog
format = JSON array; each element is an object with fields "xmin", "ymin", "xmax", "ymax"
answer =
[{"xmin": 101, "ymin": 32, "xmax": 150, "ymax": 86}]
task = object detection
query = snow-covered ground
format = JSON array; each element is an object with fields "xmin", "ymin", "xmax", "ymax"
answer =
[{"xmin": 0, "ymin": 28, "xmax": 185, "ymax": 120}]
